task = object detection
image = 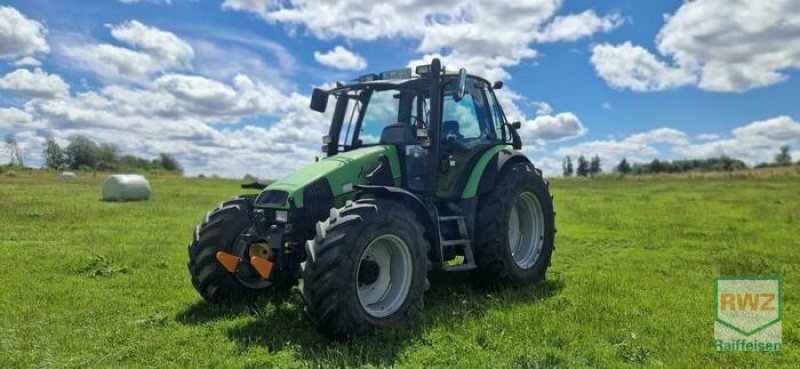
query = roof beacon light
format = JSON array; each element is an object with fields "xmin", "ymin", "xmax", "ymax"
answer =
[
  {"xmin": 358, "ymin": 73, "xmax": 378, "ymax": 83},
  {"xmin": 381, "ymin": 68, "xmax": 412, "ymax": 80},
  {"xmin": 415, "ymin": 64, "xmax": 432, "ymax": 76}
]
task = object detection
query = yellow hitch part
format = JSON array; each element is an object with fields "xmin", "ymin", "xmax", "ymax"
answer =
[
  {"xmin": 216, "ymin": 251, "xmax": 240, "ymax": 273},
  {"xmin": 250, "ymin": 256, "xmax": 274, "ymax": 280}
]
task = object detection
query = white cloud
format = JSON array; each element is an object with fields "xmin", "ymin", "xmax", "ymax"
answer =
[
  {"xmin": 555, "ymin": 137, "xmax": 658, "ymax": 165},
  {"xmin": 732, "ymin": 116, "xmax": 800, "ymax": 141},
  {"xmin": 224, "ymin": 0, "xmax": 620, "ymax": 84},
  {"xmin": 535, "ymin": 10, "xmax": 622, "ymax": 43},
  {"xmin": 0, "ymin": 6, "xmax": 49, "ymax": 59},
  {"xmin": 602, "ymin": 102, "xmax": 612, "ymax": 110},
  {"xmin": 531, "ymin": 101, "xmax": 553, "ymax": 116},
  {"xmin": 59, "ymin": 20, "xmax": 194, "ymax": 83},
  {"xmin": 0, "ymin": 68, "xmax": 69, "ymax": 98},
  {"xmin": 11, "ymin": 56, "xmax": 41, "ymax": 67},
  {"xmin": 0, "ymin": 107, "xmax": 37, "ymax": 129},
  {"xmin": 1, "ymin": 1, "xmax": 629, "ymax": 179},
  {"xmin": 10, "ymin": 68, "xmax": 333, "ymax": 178},
  {"xmin": 674, "ymin": 116, "xmax": 800, "ymax": 164},
  {"xmin": 151, "ymin": 73, "xmax": 287, "ymax": 121},
  {"xmin": 554, "ymin": 127, "xmax": 694, "ymax": 173},
  {"xmin": 591, "ymin": 0, "xmax": 800, "ymax": 92},
  {"xmin": 696, "ymin": 133, "xmax": 720, "ymax": 141},
  {"xmin": 625, "ymin": 127, "xmax": 689, "ymax": 146},
  {"xmin": 550, "ymin": 116, "xmax": 800, "ymax": 176},
  {"xmin": 520, "ymin": 112, "xmax": 587, "ymax": 142},
  {"xmin": 119, "ymin": 0, "xmax": 173, "ymax": 4},
  {"xmin": 221, "ymin": 1, "xmax": 613, "ymax": 163},
  {"xmin": 220, "ymin": 0, "xmax": 272, "ymax": 16},
  {"xmin": 110, "ymin": 20, "xmax": 193, "ymax": 69},
  {"xmin": 187, "ymin": 30, "xmax": 296, "ymax": 89},
  {"xmin": 314, "ymin": 46, "xmax": 367, "ymax": 71},
  {"xmin": 590, "ymin": 42, "xmax": 695, "ymax": 91}
]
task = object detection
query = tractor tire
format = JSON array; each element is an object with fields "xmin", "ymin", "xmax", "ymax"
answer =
[
  {"xmin": 302, "ymin": 199, "xmax": 430, "ymax": 339},
  {"xmin": 474, "ymin": 161, "xmax": 555, "ymax": 287},
  {"xmin": 187, "ymin": 195, "xmax": 268, "ymax": 303}
]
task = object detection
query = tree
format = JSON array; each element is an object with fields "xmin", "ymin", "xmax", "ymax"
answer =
[
  {"xmin": 562, "ymin": 156, "xmax": 573, "ymax": 177},
  {"xmin": 576, "ymin": 155, "xmax": 589, "ymax": 177},
  {"xmin": 616, "ymin": 158, "xmax": 632, "ymax": 174},
  {"xmin": 154, "ymin": 153, "xmax": 183, "ymax": 174},
  {"xmin": 65, "ymin": 135, "xmax": 98, "ymax": 169},
  {"xmin": 775, "ymin": 145, "xmax": 791, "ymax": 166},
  {"xmin": 95, "ymin": 143, "xmax": 120, "ymax": 171},
  {"xmin": 119, "ymin": 154, "xmax": 153, "ymax": 171},
  {"xmin": 589, "ymin": 155, "xmax": 601, "ymax": 176},
  {"xmin": 649, "ymin": 159, "xmax": 664, "ymax": 174},
  {"xmin": 43, "ymin": 137, "xmax": 66, "ymax": 169}
]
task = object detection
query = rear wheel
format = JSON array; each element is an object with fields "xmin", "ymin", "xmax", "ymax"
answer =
[
  {"xmin": 474, "ymin": 161, "xmax": 555, "ymax": 286},
  {"xmin": 187, "ymin": 196, "xmax": 275, "ymax": 303},
  {"xmin": 302, "ymin": 199, "xmax": 430, "ymax": 338}
]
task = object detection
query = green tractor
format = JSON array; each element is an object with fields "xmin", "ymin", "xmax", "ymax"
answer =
[{"xmin": 187, "ymin": 58, "xmax": 555, "ymax": 338}]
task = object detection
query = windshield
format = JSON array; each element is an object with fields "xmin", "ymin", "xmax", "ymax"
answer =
[{"xmin": 337, "ymin": 86, "xmax": 429, "ymax": 148}]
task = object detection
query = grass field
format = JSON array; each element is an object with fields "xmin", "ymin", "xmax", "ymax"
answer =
[{"xmin": 1, "ymin": 170, "xmax": 798, "ymax": 368}]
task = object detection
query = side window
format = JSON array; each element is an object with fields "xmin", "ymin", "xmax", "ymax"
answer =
[
  {"xmin": 442, "ymin": 78, "xmax": 490, "ymax": 141},
  {"xmin": 338, "ymin": 93, "xmax": 360, "ymax": 147},
  {"xmin": 358, "ymin": 89, "xmax": 400, "ymax": 145},
  {"xmin": 484, "ymin": 88, "xmax": 506, "ymax": 141}
]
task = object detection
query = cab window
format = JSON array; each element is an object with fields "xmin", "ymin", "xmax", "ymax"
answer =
[
  {"xmin": 442, "ymin": 78, "xmax": 492, "ymax": 143},
  {"xmin": 356, "ymin": 89, "xmax": 402, "ymax": 145},
  {"xmin": 483, "ymin": 86, "xmax": 506, "ymax": 141}
]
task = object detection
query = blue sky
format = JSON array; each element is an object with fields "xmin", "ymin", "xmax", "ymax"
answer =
[{"xmin": 1, "ymin": 0, "xmax": 799, "ymax": 177}]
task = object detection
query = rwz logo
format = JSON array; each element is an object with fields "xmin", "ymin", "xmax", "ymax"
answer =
[
  {"xmin": 714, "ymin": 277, "xmax": 782, "ymax": 352},
  {"xmin": 718, "ymin": 292, "xmax": 777, "ymax": 312}
]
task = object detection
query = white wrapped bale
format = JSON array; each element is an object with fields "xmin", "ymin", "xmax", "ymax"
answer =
[
  {"xmin": 60, "ymin": 171, "xmax": 76, "ymax": 180},
  {"xmin": 102, "ymin": 174, "xmax": 151, "ymax": 201}
]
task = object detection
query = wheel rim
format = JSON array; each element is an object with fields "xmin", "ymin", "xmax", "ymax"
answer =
[
  {"xmin": 508, "ymin": 192, "xmax": 545, "ymax": 270},
  {"xmin": 356, "ymin": 234, "xmax": 413, "ymax": 318}
]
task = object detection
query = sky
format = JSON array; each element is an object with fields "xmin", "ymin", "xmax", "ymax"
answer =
[{"xmin": 1, "ymin": 0, "xmax": 799, "ymax": 178}]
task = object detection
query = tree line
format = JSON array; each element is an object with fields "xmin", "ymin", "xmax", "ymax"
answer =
[
  {"xmin": 561, "ymin": 155, "xmax": 601, "ymax": 177},
  {"xmin": 562, "ymin": 145, "xmax": 796, "ymax": 177},
  {"xmin": 42, "ymin": 135, "xmax": 183, "ymax": 174}
]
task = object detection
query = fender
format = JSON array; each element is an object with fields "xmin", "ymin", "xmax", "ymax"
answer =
[
  {"xmin": 460, "ymin": 145, "xmax": 532, "ymax": 199},
  {"xmin": 476, "ymin": 150, "xmax": 533, "ymax": 196},
  {"xmin": 354, "ymin": 184, "xmax": 440, "ymax": 263}
]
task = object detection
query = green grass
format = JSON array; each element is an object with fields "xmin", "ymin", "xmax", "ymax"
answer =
[{"xmin": 1, "ymin": 171, "xmax": 798, "ymax": 368}]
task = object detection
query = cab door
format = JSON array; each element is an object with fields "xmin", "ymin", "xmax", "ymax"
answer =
[{"xmin": 436, "ymin": 78, "xmax": 500, "ymax": 198}]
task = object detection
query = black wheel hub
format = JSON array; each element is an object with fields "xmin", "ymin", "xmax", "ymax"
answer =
[{"xmin": 358, "ymin": 259, "xmax": 380, "ymax": 285}]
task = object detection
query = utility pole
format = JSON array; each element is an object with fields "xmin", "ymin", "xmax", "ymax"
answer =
[{"xmin": 4, "ymin": 135, "xmax": 25, "ymax": 166}]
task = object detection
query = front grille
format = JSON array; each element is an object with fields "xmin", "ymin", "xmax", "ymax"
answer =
[
  {"xmin": 256, "ymin": 190, "xmax": 289, "ymax": 207},
  {"xmin": 303, "ymin": 178, "xmax": 334, "ymax": 223}
]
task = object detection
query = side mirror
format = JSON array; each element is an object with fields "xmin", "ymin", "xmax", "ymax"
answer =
[
  {"xmin": 454, "ymin": 68, "xmax": 467, "ymax": 102},
  {"xmin": 493, "ymin": 81, "xmax": 503, "ymax": 90},
  {"xmin": 507, "ymin": 122, "xmax": 522, "ymax": 150},
  {"xmin": 310, "ymin": 88, "xmax": 329, "ymax": 113}
]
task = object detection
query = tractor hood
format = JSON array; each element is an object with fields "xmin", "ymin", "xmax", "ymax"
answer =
[{"xmin": 254, "ymin": 145, "xmax": 401, "ymax": 209}]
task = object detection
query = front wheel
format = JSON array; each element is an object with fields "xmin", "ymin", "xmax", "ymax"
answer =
[
  {"xmin": 474, "ymin": 161, "xmax": 555, "ymax": 286},
  {"xmin": 302, "ymin": 199, "xmax": 430, "ymax": 339},
  {"xmin": 187, "ymin": 196, "xmax": 278, "ymax": 303}
]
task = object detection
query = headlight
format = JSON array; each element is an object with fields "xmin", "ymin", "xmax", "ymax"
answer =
[{"xmin": 275, "ymin": 210, "xmax": 288, "ymax": 223}]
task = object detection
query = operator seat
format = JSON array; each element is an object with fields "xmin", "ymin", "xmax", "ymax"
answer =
[
  {"xmin": 442, "ymin": 120, "xmax": 463, "ymax": 141},
  {"xmin": 379, "ymin": 123, "xmax": 415, "ymax": 145}
]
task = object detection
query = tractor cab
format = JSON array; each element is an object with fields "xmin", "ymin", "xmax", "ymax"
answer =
[{"xmin": 311, "ymin": 60, "xmax": 521, "ymax": 200}]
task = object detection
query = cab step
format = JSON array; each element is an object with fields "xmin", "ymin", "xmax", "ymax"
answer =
[{"xmin": 438, "ymin": 215, "xmax": 476, "ymax": 271}]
